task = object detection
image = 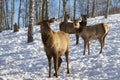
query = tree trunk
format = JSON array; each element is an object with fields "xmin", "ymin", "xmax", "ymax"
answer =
[
  {"xmin": 58, "ymin": 0, "xmax": 61, "ymax": 18},
  {"xmin": 45, "ymin": 0, "xmax": 49, "ymax": 20},
  {"xmin": 5, "ymin": 0, "xmax": 10, "ymax": 30},
  {"xmin": 39, "ymin": 0, "xmax": 42, "ymax": 21},
  {"xmin": 105, "ymin": 0, "xmax": 110, "ymax": 18},
  {"xmin": 42, "ymin": 0, "xmax": 45, "ymax": 20},
  {"xmin": 0, "ymin": 0, "xmax": 2, "ymax": 32},
  {"xmin": 18, "ymin": 0, "xmax": 22, "ymax": 28},
  {"xmin": 87, "ymin": 0, "xmax": 89, "ymax": 18},
  {"xmin": 81, "ymin": 0, "xmax": 84, "ymax": 14},
  {"xmin": 28, "ymin": 0, "xmax": 34, "ymax": 43},
  {"xmin": 62, "ymin": 0, "xmax": 67, "ymax": 22},
  {"xmin": 25, "ymin": 0, "xmax": 29, "ymax": 27},
  {"xmin": 11, "ymin": 0, "xmax": 14, "ymax": 30},
  {"xmin": 2, "ymin": 0, "xmax": 6, "ymax": 30},
  {"xmin": 74, "ymin": 0, "xmax": 76, "ymax": 20},
  {"xmin": 35, "ymin": 0, "xmax": 39, "ymax": 20},
  {"xmin": 92, "ymin": 0, "xmax": 96, "ymax": 17}
]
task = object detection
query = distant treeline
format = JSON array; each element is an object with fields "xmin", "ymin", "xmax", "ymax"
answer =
[{"xmin": 0, "ymin": 0, "xmax": 120, "ymax": 31}]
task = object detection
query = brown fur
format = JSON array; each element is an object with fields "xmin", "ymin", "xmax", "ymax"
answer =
[
  {"xmin": 79, "ymin": 23, "xmax": 109, "ymax": 55},
  {"xmin": 59, "ymin": 19, "xmax": 81, "ymax": 34},
  {"xmin": 59, "ymin": 22, "xmax": 76, "ymax": 34},
  {"xmin": 37, "ymin": 19, "xmax": 70, "ymax": 78},
  {"xmin": 59, "ymin": 19, "xmax": 86, "ymax": 44}
]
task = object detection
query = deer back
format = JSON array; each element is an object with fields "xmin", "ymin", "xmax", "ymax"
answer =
[
  {"xmin": 80, "ymin": 23, "xmax": 109, "ymax": 40},
  {"xmin": 59, "ymin": 22, "xmax": 76, "ymax": 34}
]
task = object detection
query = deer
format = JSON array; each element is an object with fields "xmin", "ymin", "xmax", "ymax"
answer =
[
  {"xmin": 77, "ymin": 22, "xmax": 109, "ymax": 55},
  {"xmin": 59, "ymin": 19, "xmax": 81, "ymax": 44},
  {"xmin": 36, "ymin": 18, "xmax": 70, "ymax": 78}
]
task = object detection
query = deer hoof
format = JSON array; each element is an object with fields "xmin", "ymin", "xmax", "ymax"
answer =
[
  {"xmin": 67, "ymin": 71, "xmax": 70, "ymax": 74},
  {"xmin": 53, "ymin": 73, "xmax": 58, "ymax": 77}
]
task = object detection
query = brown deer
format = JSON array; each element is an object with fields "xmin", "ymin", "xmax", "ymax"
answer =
[
  {"xmin": 59, "ymin": 15, "xmax": 87, "ymax": 44},
  {"xmin": 77, "ymin": 23, "xmax": 109, "ymax": 55},
  {"xmin": 59, "ymin": 19, "xmax": 81, "ymax": 34},
  {"xmin": 36, "ymin": 18, "xmax": 70, "ymax": 78},
  {"xmin": 59, "ymin": 20, "xmax": 80, "ymax": 44}
]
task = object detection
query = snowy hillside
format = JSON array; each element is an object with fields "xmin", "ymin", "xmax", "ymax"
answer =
[{"xmin": 0, "ymin": 14, "xmax": 120, "ymax": 80}]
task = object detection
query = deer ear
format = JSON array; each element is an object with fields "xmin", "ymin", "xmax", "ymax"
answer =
[{"xmin": 48, "ymin": 18, "xmax": 56, "ymax": 23}]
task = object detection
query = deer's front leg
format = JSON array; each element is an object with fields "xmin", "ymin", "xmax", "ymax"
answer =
[
  {"xmin": 53, "ymin": 55, "xmax": 58, "ymax": 77},
  {"xmin": 47, "ymin": 55, "xmax": 52, "ymax": 78},
  {"xmin": 83, "ymin": 41, "xmax": 87, "ymax": 55}
]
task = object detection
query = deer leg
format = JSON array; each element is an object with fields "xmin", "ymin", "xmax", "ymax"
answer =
[
  {"xmin": 47, "ymin": 55, "xmax": 52, "ymax": 78},
  {"xmin": 65, "ymin": 50, "xmax": 70, "ymax": 74},
  {"xmin": 103, "ymin": 33, "xmax": 107, "ymax": 47},
  {"xmin": 100, "ymin": 34, "xmax": 107, "ymax": 54},
  {"xmin": 88, "ymin": 42, "xmax": 90, "ymax": 55},
  {"xmin": 102, "ymin": 37, "xmax": 105, "ymax": 48},
  {"xmin": 54, "ymin": 57, "xmax": 62, "ymax": 77},
  {"xmin": 53, "ymin": 55, "xmax": 58, "ymax": 77},
  {"xmin": 58, "ymin": 57, "xmax": 62, "ymax": 71},
  {"xmin": 83, "ymin": 41, "xmax": 87, "ymax": 55},
  {"xmin": 76, "ymin": 34, "xmax": 79, "ymax": 45},
  {"xmin": 99, "ymin": 38, "xmax": 104, "ymax": 54}
]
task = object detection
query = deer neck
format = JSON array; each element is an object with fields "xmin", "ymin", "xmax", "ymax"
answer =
[
  {"xmin": 41, "ymin": 27, "xmax": 52, "ymax": 45},
  {"xmin": 79, "ymin": 19, "xmax": 87, "ymax": 33},
  {"xmin": 80, "ymin": 20, "xmax": 87, "ymax": 26},
  {"xmin": 79, "ymin": 26, "xmax": 87, "ymax": 37}
]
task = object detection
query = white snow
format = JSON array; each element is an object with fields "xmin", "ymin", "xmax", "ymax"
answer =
[{"xmin": 0, "ymin": 14, "xmax": 120, "ymax": 80}]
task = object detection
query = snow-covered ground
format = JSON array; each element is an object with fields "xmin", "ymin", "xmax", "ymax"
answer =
[{"xmin": 0, "ymin": 14, "xmax": 120, "ymax": 80}]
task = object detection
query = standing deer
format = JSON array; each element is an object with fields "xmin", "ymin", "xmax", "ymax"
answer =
[
  {"xmin": 77, "ymin": 23, "xmax": 109, "ymax": 55},
  {"xmin": 59, "ymin": 15, "xmax": 87, "ymax": 44},
  {"xmin": 36, "ymin": 18, "xmax": 70, "ymax": 78}
]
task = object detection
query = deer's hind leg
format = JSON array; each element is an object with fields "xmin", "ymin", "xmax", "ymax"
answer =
[
  {"xmin": 83, "ymin": 40, "xmax": 87, "ymax": 55},
  {"xmin": 53, "ymin": 54, "xmax": 59, "ymax": 77},
  {"xmin": 99, "ymin": 37, "xmax": 104, "ymax": 54},
  {"xmin": 87, "ymin": 41, "xmax": 90, "ymax": 55},
  {"xmin": 58, "ymin": 57, "xmax": 62, "ymax": 71},
  {"xmin": 103, "ymin": 33, "xmax": 108, "ymax": 47},
  {"xmin": 65, "ymin": 49, "xmax": 70, "ymax": 74}
]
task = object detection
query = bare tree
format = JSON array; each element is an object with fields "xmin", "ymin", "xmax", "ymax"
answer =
[
  {"xmin": 35, "ymin": 0, "xmax": 39, "ymax": 20},
  {"xmin": 58, "ymin": 0, "xmax": 61, "ymax": 18},
  {"xmin": 18, "ymin": 0, "xmax": 22, "ymax": 28},
  {"xmin": 74, "ymin": 0, "xmax": 76, "ymax": 20},
  {"xmin": 81, "ymin": 0, "xmax": 85, "ymax": 14},
  {"xmin": 62, "ymin": 0, "xmax": 68, "ymax": 22},
  {"xmin": 41, "ymin": 0, "xmax": 49, "ymax": 20},
  {"xmin": 39, "ymin": 0, "xmax": 42, "ymax": 21},
  {"xmin": 0, "ymin": 0, "xmax": 2, "ymax": 32},
  {"xmin": 92, "ymin": 0, "xmax": 96, "ymax": 17},
  {"xmin": 11, "ymin": 0, "xmax": 14, "ymax": 30},
  {"xmin": 2, "ymin": 0, "xmax": 6, "ymax": 30},
  {"xmin": 42, "ymin": 0, "xmax": 45, "ymax": 20},
  {"xmin": 45, "ymin": 0, "xmax": 49, "ymax": 20},
  {"xmin": 87, "ymin": 0, "xmax": 89, "ymax": 17},
  {"xmin": 25, "ymin": 0, "xmax": 29, "ymax": 27},
  {"xmin": 105, "ymin": 0, "xmax": 110, "ymax": 18},
  {"xmin": 5, "ymin": 0, "xmax": 10, "ymax": 30},
  {"xmin": 27, "ymin": 0, "xmax": 34, "ymax": 43}
]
